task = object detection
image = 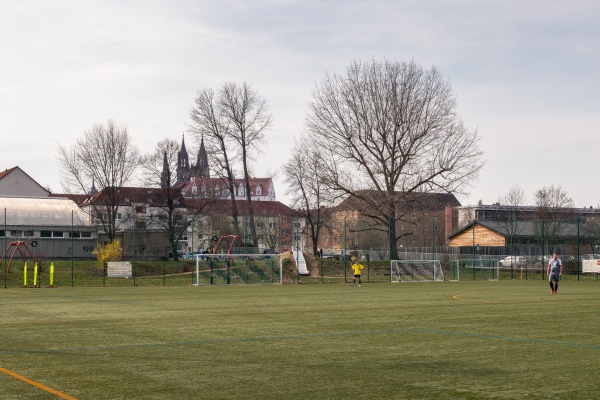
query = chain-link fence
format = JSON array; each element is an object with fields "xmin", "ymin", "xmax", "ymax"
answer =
[{"xmin": 1, "ymin": 259, "xmax": 198, "ymax": 288}]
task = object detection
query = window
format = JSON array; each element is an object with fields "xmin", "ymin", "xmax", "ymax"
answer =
[
  {"xmin": 0, "ymin": 230, "xmax": 4, "ymax": 237},
  {"xmin": 10, "ymin": 230, "xmax": 23, "ymax": 237},
  {"xmin": 81, "ymin": 232, "xmax": 92, "ymax": 238},
  {"xmin": 52, "ymin": 231, "xmax": 64, "ymax": 238},
  {"xmin": 192, "ymin": 184, "xmax": 198, "ymax": 196},
  {"xmin": 69, "ymin": 231, "xmax": 81, "ymax": 238},
  {"xmin": 23, "ymin": 231, "xmax": 34, "ymax": 237},
  {"xmin": 256, "ymin": 185, "xmax": 262, "ymax": 196},
  {"xmin": 40, "ymin": 231, "xmax": 52, "ymax": 238},
  {"xmin": 116, "ymin": 213, "xmax": 122, "ymax": 220}
]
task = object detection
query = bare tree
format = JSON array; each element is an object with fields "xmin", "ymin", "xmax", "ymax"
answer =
[
  {"xmin": 498, "ymin": 185, "xmax": 527, "ymax": 258},
  {"xmin": 283, "ymin": 138, "xmax": 335, "ymax": 255},
  {"xmin": 140, "ymin": 139, "xmax": 212, "ymax": 261},
  {"xmin": 57, "ymin": 120, "xmax": 140, "ymax": 242},
  {"xmin": 305, "ymin": 59, "xmax": 484, "ymax": 259},
  {"xmin": 534, "ymin": 185, "xmax": 575, "ymax": 251},
  {"xmin": 219, "ymin": 82, "xmax": 272, "ymax": 247},
  {"xmin": 534, "ymin": 185, "xmax": 574, "ymax": 212},
  {"xmin": 189, "ymin": 88, "xmax": 242, "ymax": 239},
  {"xmin": 190, "ymin": 83, "xmax": 272, "ymax": 247},
  {"xmin": 255, "ymin": 215, "xmax": 280, "ymax": 250}
]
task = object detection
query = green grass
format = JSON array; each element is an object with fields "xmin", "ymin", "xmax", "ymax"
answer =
[{"xmin": 1, "ymin": 281, "xmax": 599, "ymax": 399}]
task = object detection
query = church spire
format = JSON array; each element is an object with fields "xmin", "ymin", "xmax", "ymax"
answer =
[
  {"xmin": 160, "ymin": 151, "xmax": 170, "ymax": 188},
  {"xmin": 176, "ymin": 133, "xmax": 190, "ymax": 183},
  {"xmin": 195, "ymin": 134, "xmax": 210, "ymax": 178}
]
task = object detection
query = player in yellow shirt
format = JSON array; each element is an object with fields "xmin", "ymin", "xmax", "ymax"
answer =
[{"xmin": 351, "ymin": 259, "xmax": 365, "ymax": 286}]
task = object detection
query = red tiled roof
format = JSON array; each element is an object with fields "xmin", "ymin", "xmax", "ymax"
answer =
[
  {"xmin": 335, "ymin": 191, "xmax": 461, "ymax": 212},
  {"xmin": 0, "ymin": 167, "xmax": 17, "ymax": 181},
  {"xmin": 184, "ymin": 198, "xmax": 296, "ymax": 216}
]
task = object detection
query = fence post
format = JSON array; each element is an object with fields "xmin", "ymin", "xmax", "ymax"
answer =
[
  {"xmin": 577, "ymin": 217, "xmax": 580, "ymax": 281},
  {"xmin": 3, "ymin": 208, "xmax": 6, "ymax": 289},
  {"xmin": 541, "ymin": 220, "xmax": 545, "ymax": 280}
]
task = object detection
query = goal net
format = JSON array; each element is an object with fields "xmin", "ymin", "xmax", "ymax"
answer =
[
  {"xmin": 193, "ymin": 253, "xmax": 282, "ymax": 285},
  {"xmin": 390, "ymin": 260, "xmax": 443, "ymax": 282},
  {"xmin": 450, "ymin": 259, "xmax": 500, "ymax": 281}
]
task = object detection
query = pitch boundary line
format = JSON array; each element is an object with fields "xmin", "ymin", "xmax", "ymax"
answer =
[{"xmin": 0, "ymin": 367, "xmax": 78, "ymax": 399}]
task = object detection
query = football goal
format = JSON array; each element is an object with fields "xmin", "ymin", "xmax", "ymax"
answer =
[
  {"xmin": 450, "ymin": 259, "xmax": 500, "ymax": 281},
  {"xmin": 390, "ymin": 260, "xmax": 444, "ymax": 282},
  {"xmin": 193, "ymin": 253, "xmax": 282, "ymax": 285}
]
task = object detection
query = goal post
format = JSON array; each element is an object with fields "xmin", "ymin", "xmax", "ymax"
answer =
[
  {"xmin": 450, "ymin": 259, "xmax": 500, "ymax": 281},
  {"xmin": 193, "ymin": 253, "xmax": 282, "ymax": 286},
  {"xmin": 390, "ymin": 260, "xmax": 444, "ymax": 282}
]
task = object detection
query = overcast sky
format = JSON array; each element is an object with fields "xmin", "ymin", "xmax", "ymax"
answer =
[{"xmin": 1, "ymin": 0, "xmax": 598, "ymax": 207}]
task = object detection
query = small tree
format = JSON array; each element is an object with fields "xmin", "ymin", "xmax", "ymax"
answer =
[
  {"xmin": 282, "ymin": 138, "xmax": 335, "ymax": 255},
  {"xmin": 92, "ymin": 240, "xmax": 122, "ymax": 271},
  {"xmin": 140, "ymin": 139, "xmax": 212, "ymax": 261},
  {"xmin": 534, "ymin": 185, "xmax": 575, "ymax": 251},
  {"xmin": 57, "ymin": 120, "xmax": 140, "ymax": 242},
  {"xmin": 498, "ymin": 185, "xmax": 527, "ymax": 256}
]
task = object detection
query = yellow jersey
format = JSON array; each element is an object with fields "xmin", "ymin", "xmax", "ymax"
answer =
[{"xmin": 352, "ymin": 263, "xmax": 365, "ymax": 275}]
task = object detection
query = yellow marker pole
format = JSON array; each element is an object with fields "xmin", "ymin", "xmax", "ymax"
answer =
[
  {"xmin": 33, "ymin": 263, "xmax": 38, "ymax": 288},
  {"xmin": 50, "ymin": 262, "xmax": 55, "ymax": 288},
  {"xmin": 23, "ymin": 262, "xmax": 28, "ymax": 288}
]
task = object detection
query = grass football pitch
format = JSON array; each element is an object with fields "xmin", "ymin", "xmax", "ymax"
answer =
[{"xmin": 1, "ymin": 281, "xmax": 599, "ymax": 399}]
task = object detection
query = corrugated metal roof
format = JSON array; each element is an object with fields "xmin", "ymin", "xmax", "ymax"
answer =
[{"xmin": 0, "ymin": 197, "xmax": 89, "ymax": 226}]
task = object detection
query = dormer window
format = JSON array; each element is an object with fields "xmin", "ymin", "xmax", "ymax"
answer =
[
  {"xmin": 192, "ymin": 184, "xmax": 198, "ymax": 196},
  {"xmin": 256, "ymin": 185, "xmax": 262, "ymax": 196}
]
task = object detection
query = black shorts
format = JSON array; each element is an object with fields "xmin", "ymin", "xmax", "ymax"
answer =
[{"xmin": 354, "ymin": 274, "xmax": 361, "ymax": 278}]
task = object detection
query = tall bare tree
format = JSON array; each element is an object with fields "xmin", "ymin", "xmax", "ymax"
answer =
[
  {"xmin": 283, "ymin": 138, "xmax": 334, "ymax": 255},
  {"xmin": 219, "ymin": 82, "xmax": 272, "ymax": 247},
  {"xmin": 140, "ymin": 139, "xmax": 211, "ymax": 261},
  {"xmin": 57, "ymin": 119, "xmax": 140, "ymax": 242},
  {"xmin": 305, "ymin": 59, "xmax": 484, "ymax": 259},
  {"xmin": 189, "ymin": 88, "xmax": 242, "ymax": 239},
  {"xmin": 190, "ymin": 83, "xmax": 272, "ymax": 247}
]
